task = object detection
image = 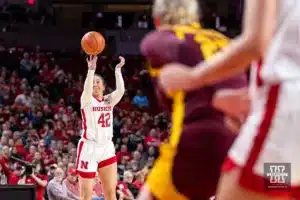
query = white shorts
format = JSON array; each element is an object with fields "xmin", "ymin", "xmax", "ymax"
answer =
[
  {"xmin": 222, "ymin": 81, "xmax": 300, "ymax": 198},
  {"xmin": 75, "ymin": 138, "xmax": 116, "ymax": 179}
]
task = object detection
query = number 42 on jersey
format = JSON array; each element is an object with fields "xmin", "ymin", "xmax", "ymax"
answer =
[{"xmin": 98, "ymin": 113, "xmax": 111, "ymax": 127}]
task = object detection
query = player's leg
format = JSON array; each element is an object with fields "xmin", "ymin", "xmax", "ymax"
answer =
[
  {"xmin": 98, "ymin": 141, "xmax": 118, "ymax": 200},
  {"xmin": 78, "ymin": 177, "xmax": 95, "ymax": 200},
  {"xmin": 216, "ymin": 84, "xmax": 300, "ymax": 200},
  {"xmin": 76, "ymin": 139, "xmax": 98, "ymax": 200},
  {"xmin": 98, "ymin": 162, "xmax": 117, "ymax": 200}
]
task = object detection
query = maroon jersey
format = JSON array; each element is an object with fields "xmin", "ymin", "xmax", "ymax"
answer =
[
  {"xmin": 140, "ymin": 24, "xmax": 248, "ymax": 199},
  {"xmin": 141, "ymin": 26, "xmax": 247, "ymax": 123}
]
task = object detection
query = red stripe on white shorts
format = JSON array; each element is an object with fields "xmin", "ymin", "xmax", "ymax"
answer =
[
  {"xmin": 75, "ymin": 140, "xmax": 84, "ymax": 171},
  {"xmin": 80, "ymin": 109, "xmax": 87, "ymax": 139},
  {"xmin": 241, "ymin": 85, "xmax": 280, "ymax": 183},
  {"xmin": 75, "ymin": 140, "xmax": 96, "ymax": 179},
  {"xmin": 98, "ymin": 156, "xmax": 117, "ymax": 169}
]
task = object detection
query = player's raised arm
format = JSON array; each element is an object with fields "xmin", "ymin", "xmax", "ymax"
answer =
[
  {"xmin": 110, "ymin": 56, "xmax": 125, "ymax": 106},
  {"xmin": 81, "ymin": 55, "xmax": 98, "ymax": 108},
  {"xmin": 159, "ymin": 0, "xmax": 277, "ymax": 91}
]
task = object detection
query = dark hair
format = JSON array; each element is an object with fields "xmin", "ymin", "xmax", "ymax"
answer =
[
  {"xmin": 62, "ymin": 148, "xmax": 69, "ymax": 154},
  {"xmin": 94, "ymin": 74, "xmax": 106, "ymax": 85},
  {"xmin": 33, "ymin": 160, "xmax": 47, "ymax": 175}
]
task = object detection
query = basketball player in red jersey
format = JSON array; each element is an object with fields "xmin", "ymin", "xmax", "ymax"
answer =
[
  {"xmin": 137, "ymin": 0, "xmax": 249, "ymax": 199},
  {"xmin": 159, "ymin": 0, "xmax": 300, "ymax": 199},
  {"xmin": 77, "ymin": 55, "xmax": 125, "ymax": 200}
]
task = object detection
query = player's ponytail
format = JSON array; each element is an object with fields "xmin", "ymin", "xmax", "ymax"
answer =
[{"xmin": 153, "ymin": 0, "xmax": 200, "ymax": 26}]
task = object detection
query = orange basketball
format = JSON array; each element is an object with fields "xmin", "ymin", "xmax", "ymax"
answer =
[{"xmin": 81, "ymin": 31, "xmax": 105, "ymax": 55}]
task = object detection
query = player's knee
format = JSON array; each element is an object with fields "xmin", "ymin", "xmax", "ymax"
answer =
[
  {"xmin": 79, "ymin": 187, "xmax": 93, "ymax": 200},
  {"xmin": 103, "ymin": 187, "xmax": 116, "ymax": 200},
  {"xmin": 80, "ymin": 193, "xmax": 92, "ymax": 200}
]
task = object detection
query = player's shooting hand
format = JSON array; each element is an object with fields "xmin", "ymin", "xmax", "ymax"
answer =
[
  {"xmin": 86, "ymin": 55, "xmax": 98, "ymax": 70},
  {"xmin": 159, "ymin": 63, "xmax": 195, "ymax": 92},
  {"xmin": 116, "ymin": 56, "xmax": 125, "ymax": 68}
]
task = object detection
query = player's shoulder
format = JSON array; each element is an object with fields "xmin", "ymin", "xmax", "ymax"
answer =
[
  {"xmin": 103, "ymin": 94, "xmax": 113, "ymax": 105},
  {"xmin": 198, "ymin": 28, "xmax": 230, "ymax": 42},
  {"xmin": 141, "ymin": 30, "xmax": 186, "ymax": 68},
  {"xmin": 140, "ymin": 30, "xmax": 183, "ymax": 57}
]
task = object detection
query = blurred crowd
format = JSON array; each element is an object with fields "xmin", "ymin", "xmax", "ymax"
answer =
[{"xmin": 0, "ymin": 45, "xmax": 170, "ymax": 200}]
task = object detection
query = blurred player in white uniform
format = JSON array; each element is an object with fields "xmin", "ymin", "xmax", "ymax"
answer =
[
  {"xmin": 158, "ymin": 0, "xmax": 300, "ymax": 199},
  {"xmin": 76, "ymin": 55, "xmax": 125, "ymax": 200}
]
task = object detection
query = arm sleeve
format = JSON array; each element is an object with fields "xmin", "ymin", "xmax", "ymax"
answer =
[
  {"xmin": 110, "ymin": 67, "xmax": 125, "ymax": 106},
  {"xmin": 0, "ymin": 162, "xmax": 11, "ymax": 177},
  {"xmin": 80, "ymin": 69, "xmax": 95, "ymax": 108}
]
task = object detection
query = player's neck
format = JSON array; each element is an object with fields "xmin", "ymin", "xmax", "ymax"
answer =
[
  {"xmin": 157, "ymin": 22, "xmax": 201, "ymax": 31},
  {"xmin": 93, "ymin": 94, "xmax": 103, "ymax": 100},
  {"xmin": 157, "ymin": 25, "xmax": 173, "ymax": 31}
]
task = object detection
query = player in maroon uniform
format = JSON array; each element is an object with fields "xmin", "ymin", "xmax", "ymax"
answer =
[
  {"xmin": 158, "ymin": 0, "xmax": 300, "ymax": 200},
  {"xmin": 137, "ymin": 0, "xmax": 249, "ymax": 200}
]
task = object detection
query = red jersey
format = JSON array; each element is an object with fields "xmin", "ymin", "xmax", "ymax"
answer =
[{"xmin": 25, "ymin": 175, "xmax": 48, "ymax": 200}]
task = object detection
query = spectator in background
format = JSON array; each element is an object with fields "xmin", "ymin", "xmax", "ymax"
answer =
[
  {"xmin": 0, "ymin": 163, "xmax": 7, "ymax": 184},
  {"xmin": 14, "ymin": 87, "xmax": 32, "ymax": 108},
  {"xmin": 0, "ymin": 145, "xmax": 10, "ymax": 178},
  {"xmin": 20, "ymin": 52, "xmax": 34, "ymax": 79},
  {"xmin": 132, "ymin": 167, "xmax": 147, "ymax": 191},
  {"xmin": 144, "ymin": 129, "xmax": 160, "ymax": 148},
  {"xmin": 129, "ymin": 131, "xmax": 144, "ymax": 147},
  {"xmin": 47, "ymin": 167, "xmax": 75, "ymax": 200},
  {"xmin": 133, "ymin": 90, "xmax": 149, "ymax": 108},
  {"xmin": 116, "ymin": 144, "xmax": 131, "ymax": 162},
  {"xmin": 63, "ymin": 168, "xmax": 79, "ymax": 200},
  {"xmin": 92, "ymin": 175, "xmax": 104, "ymax": 200},
  {"xmin": 117, "ymin": 171, "xmax": 135, "ymax": 200},
  {"xmin": 137, "ymin": 15, "xmax": 149, "ymax": 29},
  {"xmin": 39, "ymin": 63, "xmax": 54, "ymax": 86},
  {"xmin": 0, "ymin": 78, "xmax": 10, "ymax": 105},
  {"xmin": 9, "ymin": 163, "xmax": 23, "ymax": 184},
  {"xmin": 25, "ymin": 145, "xmax": 36, "ymax": 162},
  {"xmin": 19, "ymin": 161, "xmax": 48, "ymax": 200},
  {"xmin": 48, "ymin": 164, "xmax": 58, "ymax": 181},
  {"xmin": 131, "ymin": 151, "xmax": 144, "ymax": 170},
  {"xmin": 117, "ymin": 157, "xmax": 128, "ymax": 179},
  {"xmin": 0, "ymin": 136, "xmax": 8, "ymax": 149},
  {"xmin": 31, "ymin": 85, "xmax": 46, "ymax": 107}
]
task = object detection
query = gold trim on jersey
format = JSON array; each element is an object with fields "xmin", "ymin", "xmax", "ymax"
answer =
[
  {"xmin": 146, "ymin": 90, "xmax": 187, "ymax": 200},
  {"xmin": 146, "ymin": 26, "xmax": 188, "ymax": 200},
  {"xmin": 148, "ymin": 65, "xmax": 161, "ymax": 77}
]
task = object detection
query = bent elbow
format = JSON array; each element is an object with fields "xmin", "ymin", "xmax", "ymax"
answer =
[
  {"xmin": 117, "ymin": 83, "xmax": 125, "ymax": 96},
  {"xmin": 42, "ymin": 183, "xmax": 47, "ymax": 188},
  {"xmin": 119, "ymin": 89, "xmax": 125, "ymax": 99},
  {"xmin": 120, "ymin": 87, "xmax": 125, "ymax": 95},
  {"xmin": 241, "ymin": 34, "xmax": 266, "ymax": 59},
  {"xmin": 41, "ymin": 181, "xmax": 48, "ymax": 188}
]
